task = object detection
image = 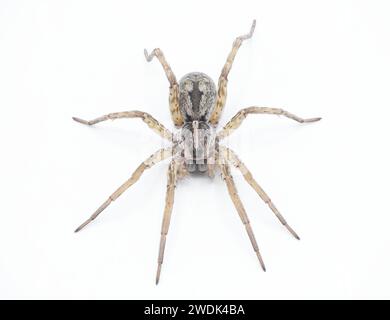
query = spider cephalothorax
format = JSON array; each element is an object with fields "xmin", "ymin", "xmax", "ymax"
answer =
[
  {"xmin": 177, "ymin": 120, "xmax": 217, "ymax": 175},
  {"xmin": 73, "ymin": 20, "xmax": 321, "ymax": 284}
]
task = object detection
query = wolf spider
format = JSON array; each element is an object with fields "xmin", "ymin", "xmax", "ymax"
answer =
[{"xmin": 73, "ymin": 20, "xmax": 321, "ymax": 284}]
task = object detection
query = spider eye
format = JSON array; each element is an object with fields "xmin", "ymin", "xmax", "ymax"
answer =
[{"xmin": 184, "ymin": 80, "xmax": 193, "ymax": 92}]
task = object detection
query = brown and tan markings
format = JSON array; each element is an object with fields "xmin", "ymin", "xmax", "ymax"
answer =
[{"xmin": 73, "ymin": 20, "xmax": 321, "ymax": 284}]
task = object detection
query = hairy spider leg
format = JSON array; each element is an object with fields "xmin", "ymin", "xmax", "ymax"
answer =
[
  {"xmin": 73, "ymin": 110, "xmax": 173, "ymax": 141},
  {"xmin": 156, "ymin": 160, "xmax": 179, "ymax": 285},
  {"xmin": 209, "ymin": 20, "xmax": 256, "ymax": 125},
  {"xmin": 219, "ymin": 162, "xmax": 266, "ymax": 271},
  {"xmin": 220, "ymin": 146, "xmax": 300, "ymax": 239},
  {"xmin": 218, "ymin": 107, "xmax": 321, "ymax": 139},
  {"xmin": 74, "ymin": 148, "xmax": 173, "ymax": 233},
  {"xmin": 144, "ymin": 48, "xmax": 184, "ymax": 126}
]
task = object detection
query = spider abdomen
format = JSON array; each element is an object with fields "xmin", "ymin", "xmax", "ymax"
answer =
[{"xmin": 178, "ymin": 72, "xmax": 217, "ymax": 122}]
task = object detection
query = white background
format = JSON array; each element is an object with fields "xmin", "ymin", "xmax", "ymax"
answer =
[{"xmin": 1, "ymin": 0, "xmax": 389, "ymax": 299}]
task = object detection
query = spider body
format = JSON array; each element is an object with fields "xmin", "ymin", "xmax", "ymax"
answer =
[
  {"xmin": 176, "ymin": 72, "xmax": 218, "ymax": 175},
  {"xmin": 73, "ymin": 20, "xmax": 321, "ymax": 284}
]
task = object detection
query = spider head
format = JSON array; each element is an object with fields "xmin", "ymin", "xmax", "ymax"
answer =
[
  {"xmin": 178, "ymin": 72, "xmax": 217, "ymax": 122},
  {"xmin": 178, "ymin": 120, "xmax": 217, "ymax": 175}
]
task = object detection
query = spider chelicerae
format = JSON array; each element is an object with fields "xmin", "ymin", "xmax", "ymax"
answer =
[{"xmin": 73, "ymin": 20, "xmax": 321, "ymax": 284}]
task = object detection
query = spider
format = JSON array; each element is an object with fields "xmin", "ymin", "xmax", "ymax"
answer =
[{"xmin": 73, "ymin": 20, "xmax": 321, "ymax": 284}]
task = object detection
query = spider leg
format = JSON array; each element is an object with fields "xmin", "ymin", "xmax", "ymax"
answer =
[
  {"xmin": 156, "ymin": 160, "xmax": 178, "ymax": 285},
  {"xmin": 209, "ymin": 20, "xmax": 256, "ymax": 125},
  {"xmin": 144, "ymin": 48, "xmax": 184, "ymax": 126},
  {"xmin": 74, "ymin": 148, "xmax": 173, "ymax": 233},
  {"xmin": 220, "ymin": 146, "xmax": 300, "ymax": 239},
  {"xmin": 218, "ymin": 107, "xmax": 321, "ymax": 139},
  {"xmin": 73, "ymin": 110, "xmax": 173, "ymax": 141},
  {"xmin": 219, "ymin": 162, "xmax": 266, "ymax": 271}
]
